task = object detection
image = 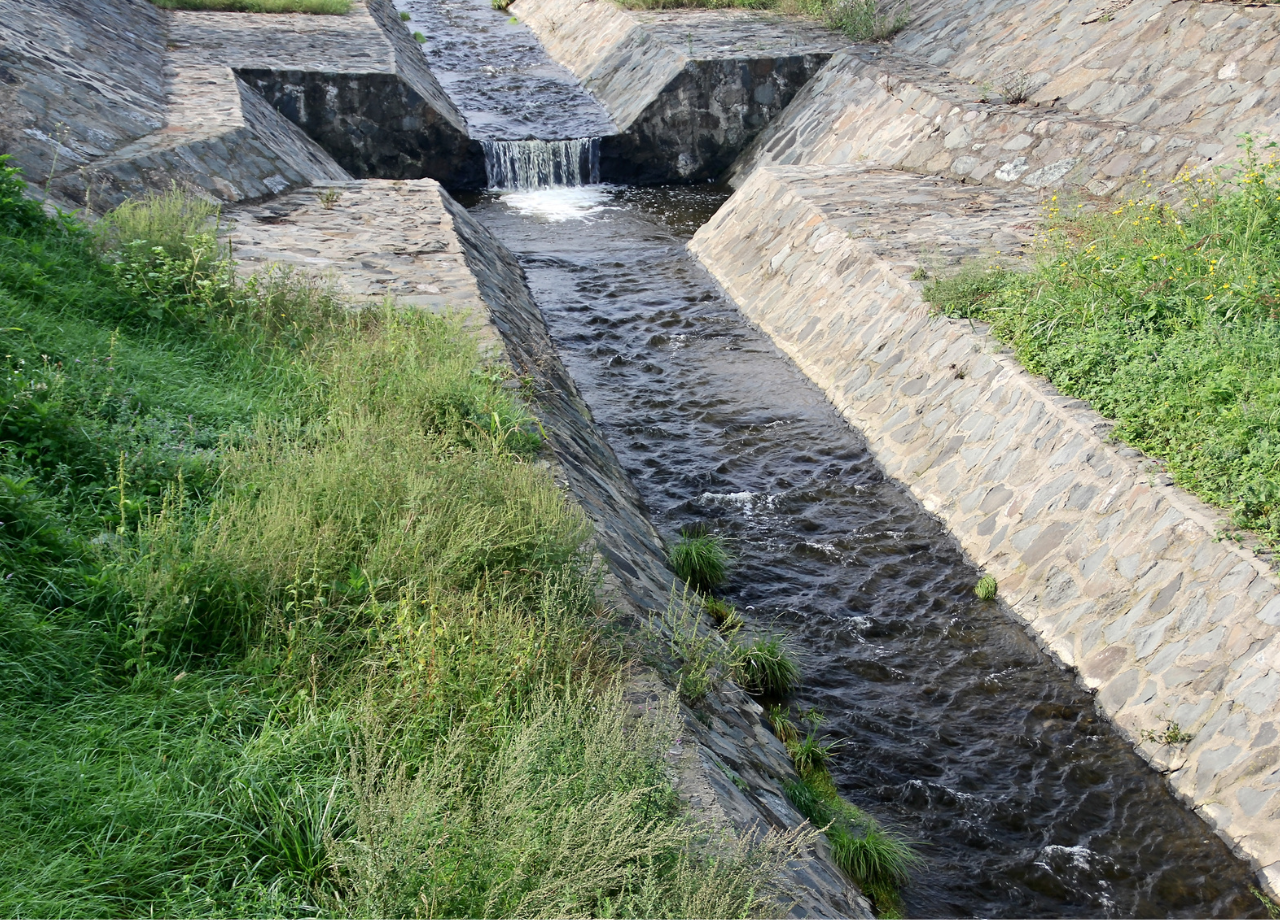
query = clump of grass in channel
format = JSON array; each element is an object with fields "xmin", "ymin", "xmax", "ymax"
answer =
[
  {"xmin": 669, "ymin": 524, "xmax": 731, "ymax": 592},
  {"xmin": 704, "ymin": 595, "xmax": 744, "ymax": 633},
  {"xmin": 731, "ymin": 634, "xmax": 800, "ymax": 696},
  {"xmin": 974, "ymin": 574, "xmax": 998, "ymax": 601},
  {"xmin": 771, "ymin": 707, "xmax": 920, "ymax": 915},
  {"xmin": 148, "ymin": 0, "xmax": 352, "ymax": 12},
  {"xmin": 0, "ymin": 163, "xmax": 793, "ymax": 916},
  {"xmin": 925, "ymin": 137, "xmax": 1280, "ymax": 549}
]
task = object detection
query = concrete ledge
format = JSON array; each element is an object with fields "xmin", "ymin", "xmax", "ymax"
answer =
[
  {"xmin": 690, "ymin": 163, "xmax": 1280, "ymax": 892},
  {"xmin": 511, "ymin": 0, "xmax": 844, "ymax": 182},
  {"xmin": 225, "ymin": 179, "xmax": 872, "ymax": 918}
]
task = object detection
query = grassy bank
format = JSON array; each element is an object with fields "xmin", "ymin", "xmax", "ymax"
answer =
[
  {"xmin": 0, "ymin": 163, "xmax": 791, "ymax": 917},
  {"xmin": 147, "ymin": 0, "xmax": 352, "ymax": 13},
  {"xmin": 926, "ymin": 143, "xmax": 1280, "ymax": 550},
  {"xmin": 609, "ymin": 0, "xmax": 909, "ymax": 42}
]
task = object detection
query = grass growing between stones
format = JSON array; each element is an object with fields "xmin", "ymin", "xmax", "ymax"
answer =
[
  {"xmin": 769, "ymin": 709, "xmax": 920, "ymax": 918},
  {"xmin": 0, "ymin": 162, "xmax": 794, "ymax": 917},
  {"xmin": 148, "ymin": 0, "xmax": 352, "ymax": 12},
  {"xmin": 926, "ymin": 141, "xmax": 1280, "ymax": 550},
  {"xmin": 669, "ymin": 525, "xmax": 731, "ymax": 592},
  {"xmin": 613, "ymin": 0, "xmax": 908, "ymax": 42}
]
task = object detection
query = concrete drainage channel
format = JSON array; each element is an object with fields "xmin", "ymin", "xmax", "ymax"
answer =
[{"xmin": 6, "ymin": 0, "xmax": 1280, "ymax": 913}]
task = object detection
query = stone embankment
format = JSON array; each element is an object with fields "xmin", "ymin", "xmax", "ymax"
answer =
[
  {"xmin": 655, "ymin": 0, "xmax": 1280, "ymax": 893},
  {"xmin": 0, "ymin": 0, "xmax": 478, "ymax": 210},
  {"xmin": 510, "ymin": 0, "xmax": 846, "ymax": 182},
  {"xmin": 225, "ymin": 178, "xmax": 873, "ymax": 918}
]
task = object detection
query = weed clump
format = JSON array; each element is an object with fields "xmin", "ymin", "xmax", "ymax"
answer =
[
  {"xmin": 927, "ymin": 138, "xmax": 1280, "ymax": 549},
  {"xmin": 732, "ymin": 634, "xmax": 800, "ymax": 696},
  {"xmin": 974, "ymin": 574, "xmax": 998, "ymax": 601},
  {"xmin": 669, "ymin": 525, "xmax": 731, "ymax": 591}
]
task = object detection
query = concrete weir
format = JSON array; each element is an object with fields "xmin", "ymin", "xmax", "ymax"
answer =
[{"xmin": 510, "ymin": 0, "xmax": 845, "ymax": 183}]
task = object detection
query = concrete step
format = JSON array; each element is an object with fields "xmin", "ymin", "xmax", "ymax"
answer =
[{"xmin": 690, "ymin": 162, "xmax": 1280, "ymax": 891}]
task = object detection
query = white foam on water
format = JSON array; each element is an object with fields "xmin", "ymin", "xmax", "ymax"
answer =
[
  {"xmin": 697, "ymin": 490, "xmax": 779, "ymax": 516},
  {"xmin": 499, "ymin": 186, "xmax": 612, "ymax": 222}
]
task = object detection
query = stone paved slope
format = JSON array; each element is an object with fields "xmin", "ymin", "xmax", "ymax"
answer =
[
  {"xmin": 511, "ymin": 0, "xmax": 845, "ymax": 182},
  {"xmin": 691, "ymin": 163, "xmax": 1280, "ymax": 894},
  {"xmin": 226, "ymin": 179, "xmax": 873, "ymax": 919},
  {"xmin": 1, "ymin": 0, "xmax": 483, "ymax": 212}
]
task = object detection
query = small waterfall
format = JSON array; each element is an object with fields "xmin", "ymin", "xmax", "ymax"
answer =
[{"xmin": 482, "ymin": 138, "xmax": 600, "ymax": 191}]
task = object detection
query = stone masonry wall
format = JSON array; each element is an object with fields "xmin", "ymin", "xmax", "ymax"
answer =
[
  {"xmin": 690, "ymin": 163, "xmax": 1280, "ymax": 892},
  {"xmin": 510, "ymin": 0, "xmax": 843, "ymax": 182},
  {"xmin": 225, "ymin": 178, "xmax": 872, "ymax": 919}
]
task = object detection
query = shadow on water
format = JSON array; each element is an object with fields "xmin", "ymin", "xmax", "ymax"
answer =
[{"xmin": 459, "ymin": 184, "xmax": 1265, "ymax": 919}]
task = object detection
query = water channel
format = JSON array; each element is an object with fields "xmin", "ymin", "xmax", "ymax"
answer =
[{"xmin": 399, "ymin": 0, "xmax": 1266, "ymax": 914}]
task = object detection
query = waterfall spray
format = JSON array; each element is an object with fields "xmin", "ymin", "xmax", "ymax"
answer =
[{"xmin": 482, "ymin": 138, "xmax": 601, "ymax": 190}]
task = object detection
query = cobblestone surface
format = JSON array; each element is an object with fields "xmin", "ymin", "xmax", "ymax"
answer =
[
  {"xmin": 226, "ymin": 180, "xmax": 872, "ymax": 918},
  {"xmin": 690, "ymin": 163, "xmax": 1280, "ymax": 894}
]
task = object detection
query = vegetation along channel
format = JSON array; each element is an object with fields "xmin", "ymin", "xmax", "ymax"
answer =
[{"xmin": 421, "ymin": 0, "xmax": 1268, "ymax": 914}]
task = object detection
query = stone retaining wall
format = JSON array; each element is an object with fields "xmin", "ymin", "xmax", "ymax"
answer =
[
  {"xmin": 690, "ymin": 163, "xmax": 1280, "ymax": 892},
  {"xmin": 510, "ymin": 0, "xmax": 844, "ymax": 182},
  {"xmin": 225, "ymin": 178, "xmax": 872, "ymax": 919}
]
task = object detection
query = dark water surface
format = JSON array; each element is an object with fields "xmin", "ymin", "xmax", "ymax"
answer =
[
  {"xmin": 397, "ymin": 0, "xmax": 1266, "ymax": 911},
  {"xmin": 461, "ymin": 185, "xmax": 1263, "ymax": 918}
]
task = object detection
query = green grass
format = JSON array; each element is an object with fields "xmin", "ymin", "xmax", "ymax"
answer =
[
  {"xmin": 669, "ymin": 526, "xmax": 731, "ymax": 592},
  {"xmin": 731, "ymin": 635, "xmax": 800, "ymax": 696},
  {"xmin": 613, "ymin": 0, "xmax": 908, "ymax": 42},
  {"xmin": 926, "ymin": 140, "xmax": 1280, "ymax": 549},
  {"xmin": 0, "ymin": 161, "xmax": 793, "ymax": 917},
  {"xmin": 148, "ymin": 0, "xmax": 351, "ymax": 12},
  {"xmin": 974, "ymin": 574, "xmax": 998, "ymax": 601}
]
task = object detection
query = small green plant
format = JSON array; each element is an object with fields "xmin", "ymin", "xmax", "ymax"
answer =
[
  {"xmin": 909, "ymin": 266, "xmax": 929, "ymax": 281},
  {"xmin": 398, "ymin": 9, "xmax": 410, "ymax": 18},
  {"xmin": 492, "ymin": 0, "xmax": 512, "ymax": 9},
  {"xmin": 652, "ymin": 588, "xmax": 735, "ymax": 705},
  {"xmin": 1252, "ymin": 886, "xmax": 1280, "ymax": 919},
  {"xmin": 318, "ymin": 188, "xmax": 342, "ymax": 210},
  {"xmin": 767, "ymin": 704, "xmax": 798, "ymax": 744},
  {"xmin": 703, "ymin": 596, "xmax": 743, "ymax": 633},
  {"xmin": 732, "ymin": 634, "xmax": 800, "ymax": 696},
  {"xmin": 974, "ymin": 574, "xmax": 998, "ymax": 601},
  {"xmin": 412, "ymin": 30, "xmax": 427, "ymax": 42},
  {"xmin": 821, "ymin": 0, "xmax": 910, "ymax": 41},
  {"xmin": 998, "ymin": 69, "xmax": 1034, "ymax": 104},
  {"xmin": 669, "ymin": 525, "xmax": 731, "ymax": 591},
  {"xmin": 1140, "ymin": 719, "xmax": 1195, "ymax": 746}
]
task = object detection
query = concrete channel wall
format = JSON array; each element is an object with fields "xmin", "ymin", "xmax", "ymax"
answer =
[
  {"xmin": 510, "ymin": 0, "xmax": 846, "ymax": 182},
  {"xmin": 689, "ymin": 165, "xmax": 1280, "ymax": 888},
  {"xmin": 224, "ymin": 179, "xmax": 873, "ymax": 918}
]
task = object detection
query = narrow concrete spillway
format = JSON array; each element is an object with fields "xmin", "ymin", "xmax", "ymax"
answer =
[
  {"xmin": 464, "ymin": 184, "xmax": 1262, "ymax": 918},
  {"xmin": 398, "ymin": 0, "xmax": 1265, "ymax": 913}
]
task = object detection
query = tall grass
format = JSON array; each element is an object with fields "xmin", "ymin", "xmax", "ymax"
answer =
[
  {"xmin": 669, "ymin": 526, "xmax": 731, "ymax": 592},
  {"xmin": 148, "ymin": 0, "xmax": 352, "ymax": 12},
  {"xmin": 614, "ymin": 0, "xmax": 909, "ymax": 42},
  {"xmin": 926, "ymin": 140, "xmax": 1280, "ymax": 548},
  {"xmin": 0, "ymin": 164, "xmax": 794, "ymax": 917}
]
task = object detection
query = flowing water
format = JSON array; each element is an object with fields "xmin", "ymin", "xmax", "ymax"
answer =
[{"xmin": 398, "ymin": 0, "xmax": 1268, "ymax": 912}]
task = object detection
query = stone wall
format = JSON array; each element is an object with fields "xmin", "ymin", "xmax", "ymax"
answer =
[
  {"xmin": 690, "ymin": 163, "xmax": 1280, "ymax": 892},
  {"xmin": 225, "ymin": 178, "xmax": 872, "ymax": 919},
  {"xmin": 510, "ymin": 0, "xmax": 843, "ymax": 182},
  {"xmin": 731, "ymin": 0, "xmax": 1280, "ymax": 195}
]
